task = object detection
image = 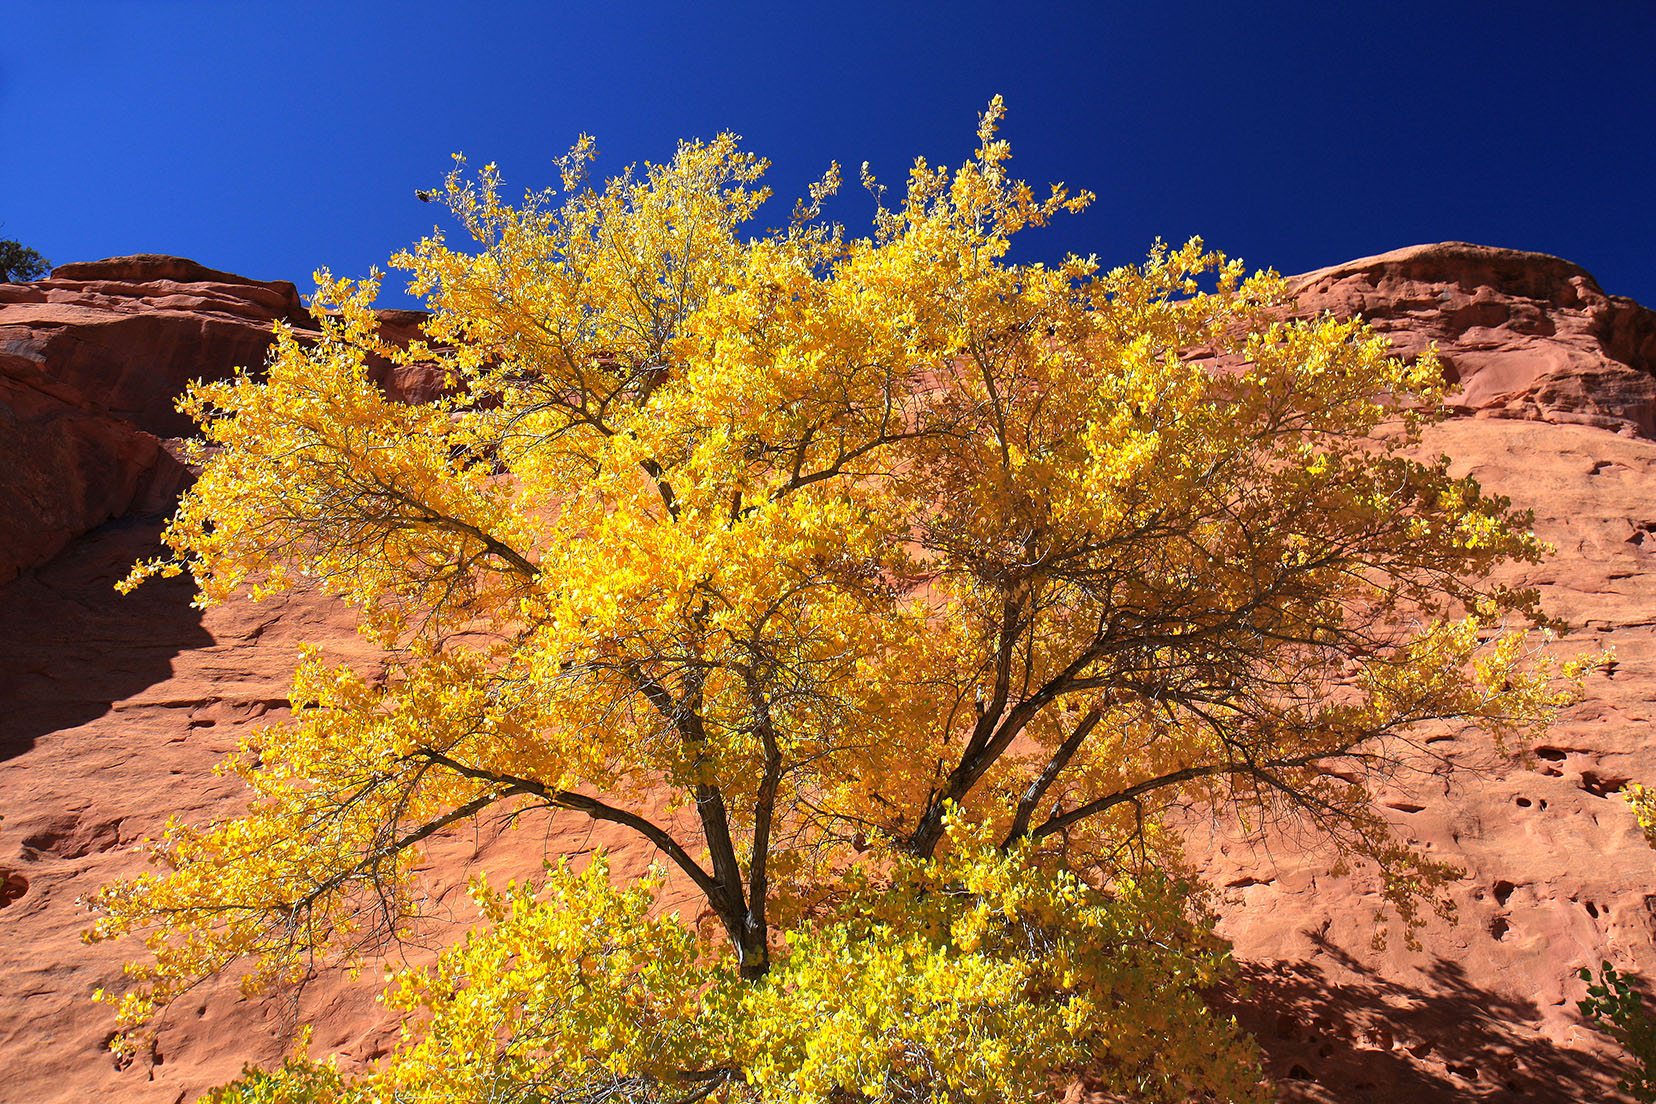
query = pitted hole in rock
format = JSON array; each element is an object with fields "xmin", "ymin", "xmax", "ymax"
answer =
[
  {"xmin": 1489, "ymin": 916, "xmax": 1511, "ymax": 940},
  {"xmin": 1493, "ymin": 880, "xmax": 1517, "ymax": 907},
  {"xmin": 1582, "ymin": 771, "xmax": 1630, "ymax": 798},
  {"xmin": 1385, "ymin": 801, "xmax": 1427, "ymax": 813},
  {"xmin": 1532, "ymin": 746, "xmax": 1570, "ymax": 777},
  {"xmin": 0, "ymin": 872, "xmax": 26, "ymax": 907},
  {"xmin": 1286, "ymin": 1065, "xmax": 1314, "ymax": 1081},
  {"xmin": 1515, "ymin": 796, "xmax": 1533, "ymax": 808},
  {"xmin": 1447, "ymin": 1062, "xmax": 1481, "ymax": 1082},
  {"xmin": 20, "ymin": 813, "xmax": 123, "ymax": 859},
  {"xmin": 1227, "ymin": 875, "xmax": 1274, "ymax": 889}
]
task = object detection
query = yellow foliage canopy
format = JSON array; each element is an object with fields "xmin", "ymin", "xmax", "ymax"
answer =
[{"xmin": 93, "ymin": 101, "xmax": 1585, "ymax": 1103}]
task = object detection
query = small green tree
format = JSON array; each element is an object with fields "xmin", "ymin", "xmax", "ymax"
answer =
[
  {"xmin": 1579, "ymin": 788, "xmax": 1656, "ymax": 1100},
  {"xmin": 0, "ymin": 236, "xmax": 51, "ymax": 283},
  {"xmin": 1579, "ymin": 962, "xmax": 1656, "ymax": 1102}
]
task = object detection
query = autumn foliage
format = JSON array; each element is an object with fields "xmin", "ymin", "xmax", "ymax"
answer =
[{"xmin": 92, "ymin": 101, "xmax": 1584, "ymax": 1102}]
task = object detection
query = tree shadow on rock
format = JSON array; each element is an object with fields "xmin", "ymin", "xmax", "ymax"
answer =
[
  {"xmin": 1224, "ymin": 933, "xmax": 1625, "ymax": 1102},
  {"xmin": 0, "ymin": 514, "xmax": 210, "ymax": 761}
]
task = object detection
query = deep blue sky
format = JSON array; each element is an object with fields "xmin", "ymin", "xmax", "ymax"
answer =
[{"xmin": 3, "ymin": 2, "xmax": 1653, "ymax": 308}]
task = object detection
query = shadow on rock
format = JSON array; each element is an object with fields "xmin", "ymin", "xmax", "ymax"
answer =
[
  {"xmin": 1226, "ymin": 934, "xmax": 1625, "ymax": 1102},
  {"xmin": 0, "ymin": 515, "xmax": 210, "ymax": 761}
]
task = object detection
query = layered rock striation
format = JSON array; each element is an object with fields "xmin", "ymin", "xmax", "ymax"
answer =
[
  {"xmin": 1, "ymin": 245, "xmax": 1653, "ymax": 1102},
  {"xmin": 1291, "ymin": 242, "xmax": 1656, "ymax": 437},
  {"xmin": 0, "ymin": 257, "xmax": 440, "ymax": 583},
  {"xmin": 0, "ymin": 256, "xmax": 309, "ymax": 583}
]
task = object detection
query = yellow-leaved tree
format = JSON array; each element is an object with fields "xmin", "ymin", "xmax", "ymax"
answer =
[{"xmin": 92, "ymin": 101, "xmax": 1586, "ymax": 1103}]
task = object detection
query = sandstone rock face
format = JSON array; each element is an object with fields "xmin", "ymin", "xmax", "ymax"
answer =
[
  {"xmin": 0, "ymin": 258, "xmax": 437, "ymax": 583},
  {"xmin": 1, "ymin": 246, "xmax": 1653, "ymax": 1102},
  {"xmin": 0, "ymin": 257, "xmax": 304, "ymax": 583},
  {"xmin": 5, "ymin": 256, "xmax": 310, "ymax": 438},
  {"xmin": 0, "ymin": 354, "xmax": 188, "ymax": 585},
  {"xmin": 1199, "ymin": 417, "xmax": 1656, "ymax": 1101},
  {"xmin": 1291, "ymin": 242, "xmax": 1656, "ymax": 437}
]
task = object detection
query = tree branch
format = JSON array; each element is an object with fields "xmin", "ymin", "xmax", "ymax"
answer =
[
  {"xmin": 1027, "ymin": 749, "xmax": 1344, "ymax": 841},
  {"xmin": 412, "ymin": 748, "xmax": 724, "ymax": 908},
  {"xmin": 1002, "ymin": 707, "xmax": 1100, "ymax": 847}
]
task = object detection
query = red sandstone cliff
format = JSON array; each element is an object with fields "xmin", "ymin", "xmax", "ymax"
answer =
[
  {"xmin": 1, "ymin": 245, "xmax": 1653, "ymax": 1102},
  {"xmin": 0, "ymin": 257, "xmax": 442, "ymax": 584},
  {"xmin": 1290, "ymin": 243, "xmax": 1656, "ymax": 437},
  {"xmin": 0, "ymin": 256, "xmax": 303, "ymax": 584}
]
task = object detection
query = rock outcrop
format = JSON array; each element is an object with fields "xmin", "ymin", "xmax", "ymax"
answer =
[
  {"xmin": 0, "ymin": 257, "xmax": 307, "ymax": 583},
  {"xmin": 1292, "ymin": 242, "xmax": 1656, "ymax": 437},
  {"xmin": 1, "ymin": 246, "xmax": 1653, "ymax": 1102},
  {"xmin": 0, "ymin": 258, "xmax": 440, "ymax": 583},
  {"xmin": 3, "ymin": 256, "xmax": 311, "ymax": 439}
]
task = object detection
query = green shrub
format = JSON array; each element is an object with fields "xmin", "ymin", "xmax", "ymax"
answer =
[{"xmin": 1579, "ymin": 962, "xmax": 1656, "ymax": 1102}]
